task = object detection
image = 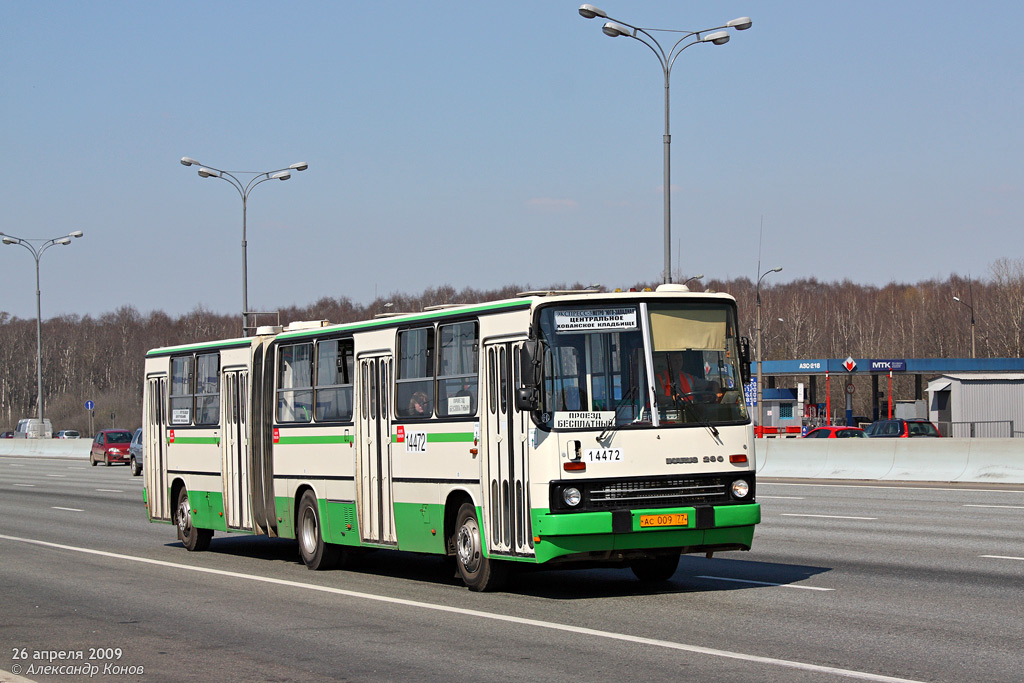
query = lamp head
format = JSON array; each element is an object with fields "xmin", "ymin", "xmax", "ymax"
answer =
[
  {"xmin": 197, "ymin": 168, "xmax": 220, "ymax": 178},
  {"xmin": 772, "ymin": 266, "xmax": 783, "ymax": 273},
  {"xmin": 727, "ymin": 17, "xmax": 753, "ymax": 30},
  {"xmin": 69, "ymin": 230, "xmax": 84, "ymax": 238},
  {"xmin": 953, "ymin": 296, "xmax": 961, "ymax": 302},
  {"xmin": 602, "ymin": 21, "xmax": 631, "ymax": 38},
  {"xmin": 578, "ymin": 4, "xmax": 607, "ymax": 19},
  {"xmin": 57, "ymin": 238, "xmax": 72, "ymax": 246},
  {"xmin": 272, "ymin": 171, "xmax": 291, "ymax": 181},
  {"xmin": 289, "ymin": 162, "xmax": 309, "ymax": 172},
  {"xmin": 2, "ymin": 236, "xmax": 15, "ymax": 245},
  {"xmin": 704, "ymin": 30, "xmax": 730, "ymax": 45},
  {"xmin": 180, "ymin": 157, "xmax": 200, "ymax": 167}
]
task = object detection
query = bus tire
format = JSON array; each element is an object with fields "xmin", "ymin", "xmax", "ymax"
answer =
[
  {"xmin": 176, "ymin": 487, "xmax": 212, "ymax": 552},
  {"xmin": 630, "ymin": 552, "xmax": 680, "ymax": 583},
  {"xmin": 297, "ymin": 490, "xmax": 340, "ymax": 570},
  {"xmin": 454, "ymin": 503, "xmax": 506, "ymax": 592}
]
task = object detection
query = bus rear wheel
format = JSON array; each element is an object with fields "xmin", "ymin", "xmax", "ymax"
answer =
[
  {"xmin": 297, "ymin": 490, "xmax": 340, "ymax": 570},
  {"xmin": 453, "ymin": 503, "xmax": 506, "ymax": 592},
  {"xmin": 630, "ymin": 552, "xmax": 680, "ymax": 583},
  {"xmin": 176, "ymin": 487, "xmax": 212, "ymax": 552}
]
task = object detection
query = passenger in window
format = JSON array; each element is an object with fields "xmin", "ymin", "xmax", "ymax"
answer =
[{"xmin": 409, "ymin": 391, "xmax": 430, "ymax": 416}]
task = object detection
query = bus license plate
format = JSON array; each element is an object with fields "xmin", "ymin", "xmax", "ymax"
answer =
[{"xmin": 639, "ymin": 513, "xmax": 689, "ymax": 528}]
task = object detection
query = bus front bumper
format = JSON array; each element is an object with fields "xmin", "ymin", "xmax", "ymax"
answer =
[{"xmin": 530, "ymin": 502, "xmax": 760, "ymax": 564}]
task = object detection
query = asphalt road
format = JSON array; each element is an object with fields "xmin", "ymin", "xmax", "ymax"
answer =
[{"xmin": 2, "ymin": 455, "xmax": 1023, "ymax": 682}]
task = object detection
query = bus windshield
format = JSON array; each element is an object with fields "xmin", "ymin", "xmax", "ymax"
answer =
[{"xmin": 536, "ymin": 301, "xmax": 749, "ymax": 430}]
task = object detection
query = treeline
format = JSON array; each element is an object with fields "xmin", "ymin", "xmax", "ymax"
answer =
[{"xmin": 2, "ymin": 259, "xmax": 1022, "ymax": 434}]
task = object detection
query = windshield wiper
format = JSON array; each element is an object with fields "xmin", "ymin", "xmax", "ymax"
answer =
[
  {"xmin": 597, "ymin": 385, "xmax": 639, "ymax": 442},
  {"xmin": 668, "ymin": 383, "xmax": 720, "ymax": 439}
]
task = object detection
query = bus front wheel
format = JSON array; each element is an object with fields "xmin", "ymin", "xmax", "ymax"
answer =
[
  {"xmin": 630, "ymin": 552, "xmax": 680, "ymax": 583},
  {"xmin": 176, "ymin": 487, "xmax": 212, "ymax": 552},
  {"xmin": 453, "ymin": 503, "xmax": 506, "ymax": 592},
  {"xmin": 297, "ymin": 490, "xmax": 340, "ymax": 570}
]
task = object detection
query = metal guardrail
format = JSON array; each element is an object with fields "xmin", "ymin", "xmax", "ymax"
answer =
[{"xmin": 939, "ymin": 420, "xmax": 1016, "ymax": 438}]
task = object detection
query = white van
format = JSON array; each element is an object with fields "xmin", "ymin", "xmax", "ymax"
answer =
[{"xmin": 14, "ymin": 418, "xmax": 53, "ymax": 439}]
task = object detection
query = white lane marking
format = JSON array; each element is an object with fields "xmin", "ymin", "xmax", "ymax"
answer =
[
  {"xmin": 964, "ymin": 504, "xmax": 1024, "ymax": 510},
  {"xmin": 781, "ymin": 513, "xmax": 877, "ymax": 520},
  {"xmin": 696, "ymin": 575, "xmax": 834, "ymax": 591},
  {"xmin": 96, "ymin": 489, "xmax": 124, "ymax": 493},
  {"xmin": 8, "ymin": 464, "xmax": 25, "ymax": 467},
  {"xmin": 981, "ymin": 555, "xmax": 1024, "ymax": 562},
  {"xmin": 758, "ymin": 495, "xmax": 805, "ymax": 500},
  {"xmin": 14, "ymin": 484, "xmax": 36, "ymax": 488},
  {"xmin": 0, "ymin": 533, "xmax": 923, "ymax": 683},
  {"xmin": 51, "ymin": 507, "xmax": 84, "ymax": 512},
  {"xmin": 761, "ymin": 482, "xmax": 1024, "ymax": 494},
  {"xmin": 46, "ymin": 474, "xmax": 67, "ymax": 478}
]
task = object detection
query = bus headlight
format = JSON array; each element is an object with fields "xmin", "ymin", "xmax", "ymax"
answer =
[
  {"xmin": 563, "ymin": 487, "xmax": 582, "ymax": 507},
  {"xmin": 731, "ymin": 479, "xmax": 750, "ymax": 499}
]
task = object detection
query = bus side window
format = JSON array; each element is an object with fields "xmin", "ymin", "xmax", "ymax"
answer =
[
  {"xmin": 315, "ymin": 338, "xmax": 354, "ymax": 422},
  {"xmin": 396, "ymin": 326, "xmax": 434, "ymax": 418},
  {"xmin": 278, "ymin": 342, "xmax": 313, "ymax": 423},
  {"xmin": 436, "ymin": 321, "xmax": 478, "ymax": 417}
]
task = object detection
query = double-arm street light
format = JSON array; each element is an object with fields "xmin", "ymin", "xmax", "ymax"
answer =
[
  {"xmin": 578, "ymin": 5, "xmax": 752, "ymax": 284},
  {"xmin": 181, "ymin": 157, "xmax": 308, "ymax": 336},
  {"xmin": 756, "ymin": 265, "xmax": 782, "ymax": 433},
  {"xmin": 1, "ymin": 230, "xmax": 85, "ymax": 423},
  {"xmin": 953, "ymin": 280, "xmax": 976, "ymax": 359}
]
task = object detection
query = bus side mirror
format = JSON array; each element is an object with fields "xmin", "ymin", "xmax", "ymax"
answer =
[
  {"xmin": 519, "ymin": 340, "xmax": 542, "ymax": 388},
  {"xmin": 739, "ymin": 336, "xmax": 752, "ymax": 385},
  {"xmin": 516, "ymin": 387, "xmax": 540, "ymax": 412},
  {"xmin": 516, "ymin": 340, "xmax": 543, "ymax": 411}
]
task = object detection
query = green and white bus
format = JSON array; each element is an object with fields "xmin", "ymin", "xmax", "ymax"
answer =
[{"xmin": 142, "ymin": 285, "xmax": 760, "ymax": 590}]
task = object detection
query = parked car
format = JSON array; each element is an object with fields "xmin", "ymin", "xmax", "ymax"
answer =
[
  {"xmin": 56, "ymin": 429, "xmax": 81, "ymax": 439},
  {"xmin": 90, "ymin": 429, "xmax": 134, "ymax": 466},
  {"xmin": 14, "ymin": 418, "xmax": 53, "ymax": 439},
  {"xmin": 129, "ymin": 428, "xmax": 144, "ymax": 476},
  {"xmin": 0, "ymin": 431, "xmax": 13, "ymax": 438},
  {"xmin": 864, "ymin": 418, "xmax": 942, "ymax": 438},
  {"xmin": 804, "ymin": 426, "xmax": 866, "ymax": 439}
]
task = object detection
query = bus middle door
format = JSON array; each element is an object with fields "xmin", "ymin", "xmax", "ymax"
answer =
[
  {"xmin": 357, "ymin": 355, "xmax": 397, "ymax": 545},
  {"xmin": 221, "ymin": 369, "xmax": 252, "ymax": 531}
]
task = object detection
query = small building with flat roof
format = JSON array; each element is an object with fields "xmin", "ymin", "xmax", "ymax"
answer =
[{"xmin": 927, "ymin": 373, "xmax": 1024, "ymax": 438}]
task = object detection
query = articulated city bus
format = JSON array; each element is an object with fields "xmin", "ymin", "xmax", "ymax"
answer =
[{"xmin": 142, "ymin": 285, "xmax": 759, "ymax": 590}]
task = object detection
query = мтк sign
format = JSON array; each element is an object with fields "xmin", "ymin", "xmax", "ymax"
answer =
[{"xmin": 870, "ymin": 359, "xmax": 906, "ymax": 371}]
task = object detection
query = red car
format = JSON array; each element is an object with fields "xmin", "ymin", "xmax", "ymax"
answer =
[
  {"xmin": 91, "ymin": 429, "xmax": 134, "ymax": 466},
  {"xmin": 864, "ymin": 418, "xmax": 942, "ymax": 438},
  {"xmin": 803, "ymin": 426, "xmax": 866, "ymax": 439}
]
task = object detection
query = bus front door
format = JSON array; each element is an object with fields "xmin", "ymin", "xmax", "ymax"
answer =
[
  {"xmin": 483, "ymin": 340, "xmax": 534, "ymax": 558},
  {"xmin": 358, "ymin": 355, "xmax": 396, "ymax": 545},
  {"xmin": 145, "ymin": 375, "xmax": 170, "ymax": 521},
  {"xmin": 221, "ymin": 369, "xmax": 252, "ymax": 531}
]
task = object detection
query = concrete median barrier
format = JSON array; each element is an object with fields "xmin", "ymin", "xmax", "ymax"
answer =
[
  {"xmin": 758, "ymin": 438, "xmax": 1024, "ymax": 484},
  {"xmin": 0, "ymin": 439, "xmax": 91, "ymax": 458}
]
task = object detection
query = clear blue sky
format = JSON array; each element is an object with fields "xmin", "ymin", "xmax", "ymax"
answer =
[{"xmin": 2, "ymin": 1, "xmax": 1021, "ymax": 320}]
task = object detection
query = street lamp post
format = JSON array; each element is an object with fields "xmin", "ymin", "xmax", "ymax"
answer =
[
  {"xmin": 579, "ymin": 5, "xmax": 751, "ymax": 284},
  {"xmin": 181, "ymin": 157, "xmax": 308, "ymax": 336},
  {"xmin": 1, "ymin": 230, "xmax": 85, "ymax": 423},
  {"xmin": 756, "ymin": 266, "xmax": 782, "ymax": 434},
  {"xmin": 953, "ymin": 286, "xmax": 976, "ymax": 359}
]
